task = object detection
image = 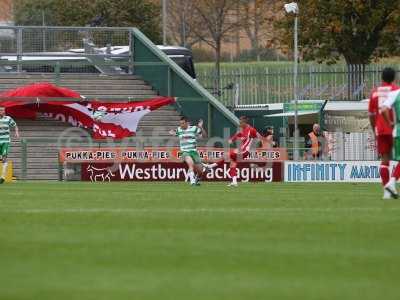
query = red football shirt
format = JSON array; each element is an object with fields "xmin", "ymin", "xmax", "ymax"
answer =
[
  {"xmin": 368, "ymin": 83, "xmax": 399, "ymax": 136},
  {"xmin": 230, "ymin": 125, "xmax": 259, "ymax": 152}
]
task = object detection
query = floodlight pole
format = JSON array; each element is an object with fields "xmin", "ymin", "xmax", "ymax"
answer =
[
  {"xmin": 293, "ymin": 12, "xmax": 299, "ymax": 160},
  {"xmin": 162, "ymin": 0, "xmax": 167, "ymax": 45}
]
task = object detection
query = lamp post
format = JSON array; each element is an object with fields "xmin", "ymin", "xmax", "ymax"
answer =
[
  {"xmin": 284, "ymin": 2, "xmax": 299, "ymax": 160},
  {"xmin": 162, "ymin": 0, "xmax": 167, "ymax": 45}
]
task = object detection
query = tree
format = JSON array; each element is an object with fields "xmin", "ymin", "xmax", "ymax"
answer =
[
  {"xmin": 279, "ymin": 0, "xmax": 400, "ymax": 99},
  {"xmin": 191, "ymin": 0, "xmax": 240, "ymax": 95},
  {"xmin": 166, "ymin": 0, "xmax": 201, "ymax": 48},
  {"xmin": 13, "ymin": 0, "xmax": 162, "ymax": 43},
  {"xmin": 239, "ymin": 0, "xmax": 284, "ymax": 61}
]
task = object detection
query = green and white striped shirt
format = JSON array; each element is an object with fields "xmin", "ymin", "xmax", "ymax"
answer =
[
  {"xmin": 0, "ymin": 116, "xmax": 17, "ymax": 143},
  {"xmin": 383, "ymin": 90, "xmax": 400, "ymax": 137},
  {"xmin": 176, "ymin": 126, "xmax": 202, "ymax": 152}
]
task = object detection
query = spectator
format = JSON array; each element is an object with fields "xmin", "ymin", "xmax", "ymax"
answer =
[
  {"xmin": 305, "ymin": 123, "xmax": 326, "ymax": 160},
  {"xmin": 260, "ymin": 126, "xmax": 276, "ymax": 149}
]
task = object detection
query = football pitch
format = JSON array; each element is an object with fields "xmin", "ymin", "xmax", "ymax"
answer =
[{"xmin": 1, "ymin": 182, "xmax": 400, "ymax": 300}]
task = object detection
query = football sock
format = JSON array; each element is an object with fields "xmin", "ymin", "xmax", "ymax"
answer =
[
  {"xmin": 393, "ymin": 163, "xmax": 400, "ymax": 180},
  {"xmin": 380, "ymin": 162, "xmax": 390, "ymax": 186},
  {"xmin": 231, "ymin": 176, "xmax": 237, "ymax": 185},
  {"xmin": 229, "ymin": 167, "xmax": 238, "ymax": 184},
  {"xmin": 1, "ymin": 162, "xmax": 7, "ymax": 179},
  {"xmin": 188, "ymin": 170, "xmax": 196, "ymax": 184}
]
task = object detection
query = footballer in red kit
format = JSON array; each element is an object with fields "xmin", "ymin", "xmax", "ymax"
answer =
[
  {"xmin": 205, "ymin": 116, "xmax": 262, "ymax": 186},
  {"xmin": 368, "ymin": 67, "xmax": 399, "ymax": 199}
]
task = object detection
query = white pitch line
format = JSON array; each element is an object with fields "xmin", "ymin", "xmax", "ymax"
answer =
[{"xmin": 1, "ymin": 207, "xmax": 400, "ymax": 214}]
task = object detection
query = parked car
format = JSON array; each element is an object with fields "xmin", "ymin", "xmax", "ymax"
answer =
[{"xmin": 0, "ymin": 45, "xmax": 196, "ymax": 79}]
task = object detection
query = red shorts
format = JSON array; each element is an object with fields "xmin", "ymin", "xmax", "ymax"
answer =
[
  {"xmin": 376, "ymin": 135, "xmax": 393, "ymax": 156},
  {"xmin": 229, "ymin": 150, "xmax": 250, "ymax": 162}
]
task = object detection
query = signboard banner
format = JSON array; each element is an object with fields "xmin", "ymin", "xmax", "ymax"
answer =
[
  {"xmin": 284, "ymin": 102, "xmax": 324, "ymax": 113},
  {"xmin": 81, "ymin": 162, "xmax": 283, "ymax": 183},
  {"xmin": 60, "ymin": 147, "xmax": 288, "ymax": 164},
  {"xmin": 284, "ymin": 161, "xmax": 391, "ymax": 182}
]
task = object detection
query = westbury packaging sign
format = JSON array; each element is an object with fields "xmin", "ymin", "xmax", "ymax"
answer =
[{"xmin": 81, "ymin": 162, "xmax": 283, "ymax": 183}]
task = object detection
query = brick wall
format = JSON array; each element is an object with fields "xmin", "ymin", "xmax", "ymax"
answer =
[{"xmin": 0, "ymin": 0, "xmax": 13, "ymax": 23}]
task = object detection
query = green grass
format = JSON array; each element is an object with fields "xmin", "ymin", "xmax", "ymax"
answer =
[{"xmin": 1, "ymin": 182, "xmax": 400, "ymax": 300}]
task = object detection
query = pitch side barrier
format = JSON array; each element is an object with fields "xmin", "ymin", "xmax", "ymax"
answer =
[
  {"xmin": 284, "ymin": 161, "xmax": 394, "ymax": 183},
  {"xmin": 58, "ymin": 147, "xmax": 287, "ymax": 183}
]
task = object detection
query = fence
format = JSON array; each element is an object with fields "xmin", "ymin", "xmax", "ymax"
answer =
[
  {"xmin": 0, "ymin": 26, "xmax": 133, "ymax": 74},
  {"xmin": 197, "ymin": 64, "xmax": 400, "ymax": 107},
  {"xmin": 281, "ymin": 131, "xmax": 377, "ymax": 161}
]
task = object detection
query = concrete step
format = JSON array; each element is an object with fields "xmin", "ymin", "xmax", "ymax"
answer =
[
  {"xmin": 12, "ymin": 166, "xmax": 59, "ymax": 173},
  {"xmin": 24, "ymin": 169, "xmax": 59, "ymax": 174},
  {"xmin": 0, "ymin": 79, "xmax": 149, "ymax": 85},
  {"xmin": 144, "ymin": 110, "xmax": 180, "ymax": 115},
  {"xmin": 141, "ymin": 116, "xmax": 181, "ymax": 120},
  {"xmin": 16, "ymin": 153, "xmax": 59, "ymax": 158},
  {"xmin": 23, "ymin": 176, "xmax": 59, "ymax": 180},
  {"xmin": 76, "ymin": 90, "xmax": 157, "ymax": 95},
  {"xmin": 0, "ymin": 73, "xmax": 143, "ymax": 80},
  {"xmin": 84, "ymin": 95, "xmax": 159, "ymax": 100},
  {"xmin": 0, "ymin": 84, "xmax": 154, "ymax": 90}
]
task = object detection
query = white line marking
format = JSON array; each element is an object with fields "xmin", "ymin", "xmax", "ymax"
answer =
[{"xmin": 1, "ymin": 207, "xmax": 399, "ymax": 214}]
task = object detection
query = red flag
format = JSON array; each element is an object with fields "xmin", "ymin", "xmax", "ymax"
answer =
[{"xmin": 0, "ymin": 83, "xmax": 175, "ymax": 139}]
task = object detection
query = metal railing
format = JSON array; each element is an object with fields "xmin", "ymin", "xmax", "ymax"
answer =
[
  {"xmin": 197, "ymin": 64, "xmax": 400, "ymax": 106},
  {"xmin": 284, "ymin": 132, "xmax": 377, "ymax": 161},
  {"xmin": 0, "ymin": 26, "xmax": 133, "ymax": 74}
]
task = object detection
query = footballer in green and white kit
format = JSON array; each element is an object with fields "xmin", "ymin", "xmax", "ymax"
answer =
[
  {"xmin": 169, "ymin": 116, "xmax": 207, "ymax": 185},
  {"xmin": 383, "ymin": 89, "xmax": 400, "ymax": 161},
  {"xmin": 382, "ymin": 88, "xmax": 400, "ymax": 197},
  {"xmin": 0, "ymin": 107, "xmax": 20, "ymax": 184}
]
